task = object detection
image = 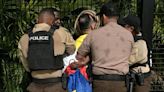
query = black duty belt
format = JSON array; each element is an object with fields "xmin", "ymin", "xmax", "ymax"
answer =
[
  {"xmin": 33, "ymin": 77, "xmax": 61, "ymax": 84},
  {"xmin": 93, "ymin": 74, "xmax": 125, "ymax": 81},
  {"xmin": 130, "ymin": 62, "xmax": 148, "ymax": 69},
  {"xmin": 143, "ymin": 71, "xmax": 151, "ymax": 78}
]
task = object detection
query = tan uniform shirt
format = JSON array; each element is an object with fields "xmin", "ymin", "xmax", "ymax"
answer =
[
  {"xmin": 18, "ymin": 23, "xmax": 75, "ymax": 79},
  {"xmin": 78, "ymin": 22, "xmax": 134, "ymax": 75},
  {"xmin": 129, "ymin": 39, "xmax": 150, "ymax": 73}
]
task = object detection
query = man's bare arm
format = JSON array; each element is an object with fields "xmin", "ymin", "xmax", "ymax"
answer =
[{"xmin": 70, "ymin": 53, "xmax": 90, "ymax": 69}]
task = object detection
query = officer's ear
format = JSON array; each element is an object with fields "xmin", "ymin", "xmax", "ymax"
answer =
[
  {"xmin": 131, "ymin": 26, "xmax": 134, "ymax": 31},
  {"xmin": 102, "ymin": 14, "xmax": 106, "ymax": 20},
  {"xmin": 102, "ymin": 14, "xmax": 109, "ymax": 25}
]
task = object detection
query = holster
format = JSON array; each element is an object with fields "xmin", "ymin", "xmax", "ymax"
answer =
[
  {"xmin": 136, "ymin": 72, "xmax": 144, "ymax": 86},
  {"xmin": 125, "ymin": 70, "xmax": 151, "ymax": 92},
  {"xmin": 61, "ymin": 73, "xmax": 68, "ymax": 90},
  {"xmin": 125, "ymin": 71, "xmax": 136, "ymax": 92}
]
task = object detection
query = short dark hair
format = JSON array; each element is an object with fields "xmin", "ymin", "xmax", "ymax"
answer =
[
  {"xmin": 39, "ymin": 8, "xmax": 56, "ymax": 18},
  {"xmin": 123, "ymin": 15, "xmax": 141, "ymax": 33},
  {"xmin": 78, "ymin": 14, "xmax": 94, "ymax": 31},
  {"xmin": 97, "ymin": 2, "xmax": 119, "ymax": 17}
]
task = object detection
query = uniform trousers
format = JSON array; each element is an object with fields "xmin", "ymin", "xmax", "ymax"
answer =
[
  {"xmin": 93, "ymin": 80, "xmax": 127, "ymax": 92},
  {"xmin": 27, "ymin": 82, "xmax": 66, "ymax": 92}
]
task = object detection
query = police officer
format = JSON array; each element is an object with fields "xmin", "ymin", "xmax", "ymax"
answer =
[
  {"xmin": 70, "ymin": 2, "xmax": 134, "ymax": 92},
  {"xmin": 18, "ymin": 8, "xmax": 75, "ymax": 92},
  {"xmin": 121, "ymin": 15, "xmax": 152, "ymax": 92}
]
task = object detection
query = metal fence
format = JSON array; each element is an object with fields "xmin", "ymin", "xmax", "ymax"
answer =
[
  {"xmin": 151, "ymin": 0, "xmax": 164, "ymax": 90},
  {"xmin": 0, "ymin": 0, "xmax": 164, "ymax": 92}
]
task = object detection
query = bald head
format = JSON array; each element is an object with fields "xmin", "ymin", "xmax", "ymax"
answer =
[{"xmin": 37, "ymin": 8, "xmax": 56, "ymax": 26}]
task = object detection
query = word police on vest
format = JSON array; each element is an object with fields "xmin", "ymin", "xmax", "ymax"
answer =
[{"xmin": 30, "ymin": 36, "xmax": 49, "ymax": 41}]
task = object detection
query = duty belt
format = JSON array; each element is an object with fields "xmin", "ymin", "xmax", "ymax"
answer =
[
  {"xmin": 93, "ymin": 74, "xmax": 125, "ymax": 81},
  {"xmin": 33, "ymin": 77, "xmax": 61, "ymax": 84},
  {"xmin": 143, "ymin": 71, "xmax": 151, "ymax": 78}
]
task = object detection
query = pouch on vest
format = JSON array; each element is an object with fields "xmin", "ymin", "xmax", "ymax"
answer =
[{"xmin": 27, "ymin": 28, "xmax": 63, "ymax": 71}]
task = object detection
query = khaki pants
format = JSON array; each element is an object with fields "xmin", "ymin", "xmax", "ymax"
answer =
[
  {"xmin": 93, "ymin": 80, "xmax": 127, "ymax": 92},
  {"xmin": 27, "ymin": 82, "xmax": 66, "ymax": 92}
]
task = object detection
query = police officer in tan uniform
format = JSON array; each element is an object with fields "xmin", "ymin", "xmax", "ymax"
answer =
[
  {"xmin": 70, "ymin": 2, "xmax": 134, "ymax": 92},
  {"xmin": 120, "ymin": 15, "xmax": 153, "ymax": 92},
  {"xmin": 18, "ymin": 8, "xmax": 75, "ymax": 92}
]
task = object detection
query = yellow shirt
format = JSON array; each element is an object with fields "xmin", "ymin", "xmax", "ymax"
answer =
[{"xmin": 75, "ymin": 34, "xmax": 87, "ymax": 50}]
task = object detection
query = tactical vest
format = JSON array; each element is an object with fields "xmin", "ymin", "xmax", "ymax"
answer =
[{"xmin": 27, "ymin": 27, "xmax": 64, "ymax": 71}]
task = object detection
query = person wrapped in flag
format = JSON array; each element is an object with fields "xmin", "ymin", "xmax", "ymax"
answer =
[{"xmin": 63, "ymin": 10, "xmax": 100, "ymax": 92}]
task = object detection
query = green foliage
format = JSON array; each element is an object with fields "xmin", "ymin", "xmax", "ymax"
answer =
[
  {"xmin": 153, "ymin": 0, "xmax": 164, "ymax": 43},
  {"xmin": 153, "ymin": 16, "xmax": 164, "ymax": 44},
  {"xmin": 152, "ymin": 0, "xmax": 164, "ymax": 76},
  {"xmin": 1, "ymin": 60, "xmax": 26, "ymax": 92},
  {"xmin": 0, "ymin": 0, "xmax": 38, "ymax": 92}
]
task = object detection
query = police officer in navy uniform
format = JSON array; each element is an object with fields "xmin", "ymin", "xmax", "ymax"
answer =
[{"xmin": 18, "ymin": 8, "xmax": 75, "ymax": 92}]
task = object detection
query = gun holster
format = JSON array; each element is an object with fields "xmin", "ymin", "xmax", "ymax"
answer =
[
  {"xmin": 61, "ymin": 73, "xmax": 68, "ymax": 90},
  {"xmin": 125, "ymin": 73, "xmax": 130, "ymax": 90},
  {"xmin": 136, "ymin": 72, "xmax": 144, "ymax": 86},
  {"xmin": 125, "ymin": 72, "xmax": 136, "ymax": 92}
]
